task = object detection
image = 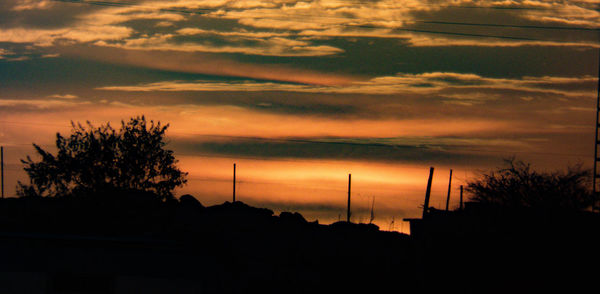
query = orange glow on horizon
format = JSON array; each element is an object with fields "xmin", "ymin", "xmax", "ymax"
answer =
[
  {"xmin": 177, "ymin": 156, "xmax": 471, "ymax": 234},
  {"xmin": 1, "ymin": 103, "xmax": 577, "ymax": 234}
]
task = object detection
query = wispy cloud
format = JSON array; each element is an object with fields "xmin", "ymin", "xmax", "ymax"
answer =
[
  {"xmin": 48, "ymin": 94, "xmax": 78, "ymax": 99},
  {"xmin": 2, "ymin": 0, "xmax": 597, "ymax": 59},
  {"xmin": 97, "ymin": 33, "xmax": 344, "ymax": 56},
  {"xmin": 0, "ymin": 48, "xmax": 14, "ymax": 59},
  {"xmin": 0, "ymin": 98, "xmax": 87, "ymax": 109},
  {"xmin": 58, "ymin": 45, "xmax": 357, "ymax": 85},
  {"xmin": 176, "ymin": 27, "xmax": 291, "ymax": 38},
  {"xmin": 0, "ymin": 26, "xmax": 133, "ymax": 47},
  {"xmin": 97, "ymin": 72, "xmax": 597, "ymax": 98},
  {"xmin": 41, "ymin": 53, "xmax": 60, "ymax": 58},
  {"xmin": 11, "ymin": 0, "xmax": 54, "ymax": 11},
  {"xmin": 0, "ymin": 48, "xmax": 30, "ymax": 61}
]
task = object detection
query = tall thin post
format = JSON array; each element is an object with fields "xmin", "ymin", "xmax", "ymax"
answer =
[
  {"xmin": 369, "ymin": 196, "xmax": 375, "ymax": 224},
  {"xmin": 233, "ymin": 163, "xmax": 236, "ymax": 202},
  {"xmin": 347, "ymin": 174, "xmax": 351, "ymax": 223},
  {"xmin": 1, "ymin": 146, "xmax": 3, "ymax": 199},
  {"xmin": 459, "ymin": 185, "xmax": 464, "ymax": 210},
  {"xmin": 445, "ymin": 169, "xmax": 453, "ymax": 211},
  {"xmin": 422, "ymin": 167, "xmax": 434, "ymax": 218},
  {"xmin": 594, "ymin": 44, "xmax": 600, "ymax": 212}
]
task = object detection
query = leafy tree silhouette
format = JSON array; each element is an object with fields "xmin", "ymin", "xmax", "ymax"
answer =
[
  {"xmin": 17, "ymin": 116, "xmax": 187, "ymax": 200},
  {"xmin": 465, "ymin": 158, "xmax": 594, "ymax": 211}
]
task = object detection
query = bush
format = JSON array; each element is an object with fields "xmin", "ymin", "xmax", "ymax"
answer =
[
  {"xmin": 465, "ymin": 158, "xmax": 594, "ymax": 211},
  {"xmin": 17, "ymin": 116, "xmax": 187, "ymax": 200}
]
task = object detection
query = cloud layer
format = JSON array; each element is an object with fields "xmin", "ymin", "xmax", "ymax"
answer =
[{"xmin": 1, "ymin": 0, "xmax": 598, "ymax": 58}]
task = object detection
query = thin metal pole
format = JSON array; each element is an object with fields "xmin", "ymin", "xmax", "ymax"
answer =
[
  {"xmin": 233, "ymin": 163, "xmax": 236, "ymax": 202},
  {"xmin": 1, "ymin": 146, "xmax": 3, "ymax": 199},
  {"xmin": 445, "ymin": 169, "xmax": 453, "ymax": 211},
  {"xmin": 459, "ymin": 185, "xmax": 464, "ymax": 210},
  {"xmin": 347, "ymin": 174, "xmax": 351, "ymax": 223},
  {"xmin": 594, "ymin": 44, "xmax": 600, "ymax": 211},
  {"xmin": 423, "ymin": 167, "xmax": 434, "ymax": 218},
  {"xmin": 369, "ymin": 196, "xmax": 375, "ymax": 224}
]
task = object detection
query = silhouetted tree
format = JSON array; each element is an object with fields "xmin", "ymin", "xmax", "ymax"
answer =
[
  {"xmin": 17, "ymin": 116, "xmax": 187, "ymax": 200},
  {"xmin": 465, "ymin": 158, "xmax": 594, "ymax": 211}
]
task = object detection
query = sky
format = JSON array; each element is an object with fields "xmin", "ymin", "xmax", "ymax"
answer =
[{"xmin": 0, "ymin": 0, "xmax": 599, "ymax": 232}]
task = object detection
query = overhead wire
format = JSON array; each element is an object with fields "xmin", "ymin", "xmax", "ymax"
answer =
[
  {"xmin": 45, "ymin": 0, "xmax": 600, "ymax": 46},
  {"xmin": 49, "ymin": 0, "xmax": 599, "ymax": 31},
  {"xmin": 417, "ymin": 20, "xmax": 599, "ymax": 32},
  {"xmin": 347, "ymin": 24, "xmax": 539, "ymax": 41},
  {"xmin": 50, "ymin": 0, "xmax": 577, "ymax": 11}
]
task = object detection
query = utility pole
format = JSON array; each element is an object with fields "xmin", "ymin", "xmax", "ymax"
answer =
[
  {"xmin": 445, "ymin": 169, "xmax": 453, "ymax": 211},
  {"xmin": 422, "ymin": 167, "xmax": 434, "ymax": 218},
  {"xmin": 1, "ymin": 146, "xmax": 3, "ymax": 199},
  {"xmin": 233, "ymin": 163, "xmax": 236, "ymax": 202},
  {"xmin": 347, "ymin": 173, "xmax": 351, "ymax": 223}
]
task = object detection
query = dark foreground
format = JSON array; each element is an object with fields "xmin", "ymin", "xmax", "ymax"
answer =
[{"xmin": 0, "ymin": 195, "xmax": 599, "ymax": 293}]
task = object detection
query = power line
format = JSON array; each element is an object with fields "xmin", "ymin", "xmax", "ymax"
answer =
[
  {"xmin": 209, "ymin": 8, "xmax": 600, "ymax": 32},
  {"xmin": 49, "ymin": 0, "xmax": 599, "ymax": 33},
  {"xmin": 44, "ymin": 0, "xmax": 600, "ymax": 45},
  {"xmin": 51, "ymin": 0, "xmax": 575, "ymax": 11},
  {"xmin": 349, "ymin": 24, "xmax": 538, "ymax": 41},
  {"xmin": 418, "ymin": 21, "xmax": 599, "ymax": 32}
]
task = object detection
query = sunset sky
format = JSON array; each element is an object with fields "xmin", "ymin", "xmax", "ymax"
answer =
[{"xmin": 1, "ymin": 0, "xmax": 599, "ymax": 232}]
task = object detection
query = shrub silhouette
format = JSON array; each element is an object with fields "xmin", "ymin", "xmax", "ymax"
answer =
[
  {"xmin": 465, "ymin": 158, "xmax": 594, "ymax": 211},
  {"xmin": 17, "ymin": 116, "xmax": 187, "ymax": 200}
]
